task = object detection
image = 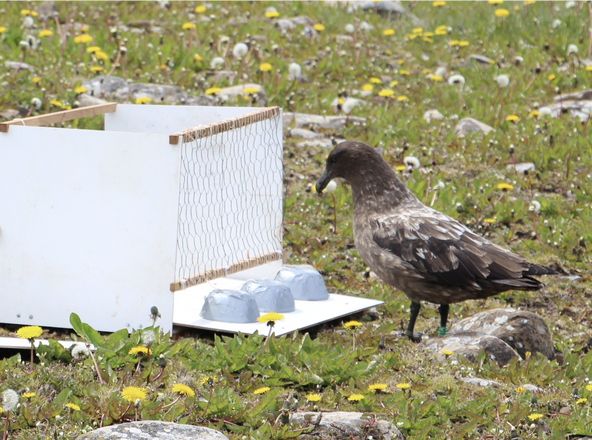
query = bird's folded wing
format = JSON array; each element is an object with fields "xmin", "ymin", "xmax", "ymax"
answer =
[{"xmin": 371, "ymin": 212, "xmax": 535, "ymax": 288}]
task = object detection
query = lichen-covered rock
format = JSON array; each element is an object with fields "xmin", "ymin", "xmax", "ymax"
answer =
[
  {"xmin": 454, "ymin": 117, "xmax": 495, "ymax": 137},
  {"xmin": 290, "ymin": 411, "xmax": 404, "ymax": 440},
  {"xmin": 449, "ymin": 308, "xmax": 555, "ymax": 360},
  {"xmin": 75, "ymin": 421, "xmax": 229, "ymax": 440},
  {"xmin": 422, "ymin": 331, "xmax": 519, "ymax": 366}
]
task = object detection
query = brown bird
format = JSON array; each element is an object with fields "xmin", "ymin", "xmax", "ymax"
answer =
[{"xmin": 316, "ymin": 140, "xmax": 555, "ymax": 341}]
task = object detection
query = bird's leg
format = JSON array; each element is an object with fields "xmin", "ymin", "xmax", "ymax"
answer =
[
  {"xmin": 438, "ymin": 304, "xmax": 450, "ymax": 336},
  {"xmin": 405, "ymin": 302, "xmax": 421, "ymax": 342}
]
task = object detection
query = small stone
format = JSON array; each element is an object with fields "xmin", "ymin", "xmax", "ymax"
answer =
[
  {"xmin": 290, "ymin": 411, "xmax": 404, "ymax": 440},
  {"xmin": 75, "ymin": 421, "xmax": 229, "ymax": 440},
  {"xmin": 288, "ymin": 128, "xmax": 323, "ymax": 139},
  {"xmin": 454, "ymin": 118, "xmax": 495, "ymax": 137},
  {"xmin": 283, "ymin": 112, "xmax": 366, "ymax": 130},
  {"xmin": 461, "ymin": 377, "xmax": 502, "ymax": 387}
]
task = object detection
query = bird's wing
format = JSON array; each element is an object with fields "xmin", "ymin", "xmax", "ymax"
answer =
[{"xmin": 370, "ymin": 210, "xmax": 541, "ymax": 289}]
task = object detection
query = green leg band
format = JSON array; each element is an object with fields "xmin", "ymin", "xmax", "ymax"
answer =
[{"xmin": 438, "ymin": 327, "xmax": 447, "ymax": 337}]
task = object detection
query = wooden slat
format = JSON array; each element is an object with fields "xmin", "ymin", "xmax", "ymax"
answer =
[{"xmin": 0, "ymin": 102, "xmax": 118, "ymax": 133}]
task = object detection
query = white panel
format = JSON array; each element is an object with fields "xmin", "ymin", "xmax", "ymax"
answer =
[
  {"xmin": 0, "ymin": 126, "xmax": 180, "ymax": 332},
  {"xmin": 105, "ymin": 104, "xmax": 259, "ymax": 135}
]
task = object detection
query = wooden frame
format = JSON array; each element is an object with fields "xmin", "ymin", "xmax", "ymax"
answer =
[{"xmin": 0, "ymin": 103, "xmax": 117, "ymax": 133}]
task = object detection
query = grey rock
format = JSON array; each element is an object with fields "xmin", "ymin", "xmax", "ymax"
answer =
[
  {"xmin": 291, "ymin": 16, "xmax": 315, "ymax": 26},
  {"xmin": 555, "ymin": 89, "xmax": 592, "ymax": 101},
  {"xmin": 36, "ymin": 1, "xmax": 58, "ymax": 20},
  {"xmin": 288, "ymin": 128, "xmax": 323, "ymax": 139},
  {"xmin": 422, "ymin": 331, "xmax": 519, "ymax": 366},
  {"xmin": 216, "ymin": 83, "xmax": 267, "ymax": 107},
  {"xmin": 4, "ymin": 61, "xmax": 35, "ymax": 72},
  {"xmin": 275, "ymin": 19, "xmax": 296, "ymax": 31},
  {"xmin": 208, "ymin": 70, "xmax": 237, "ymax": 83},
  {"xmin": 290, "ymin": 411, "xmax": 404, "ymax": 440},
  {"xmin": 450, "ymin": 308, "xmax": 555, "ymax": 360},
  {"xmin": 358, "ymin": 1, "xmax": 422, "ymax": 26},
  {"xmin": 74, "ymin": 93, "xmax": 108, "ymax": 107},
  {"xmin": 543, "ymin": 99, "xmax": 592, "ymax": 119},
  {"xmin": 283, "ymin": 112, "xmax": 366, "ymax": 130},
  {"xmin": 75, "ymin": 421, "xmax": 229, "ymax": 440},
  {"xmin": 336, "ymin": 35, "xmax": 354, "ymax": 43},
  {"xmin": 461, "ymin": 377, "xmax": 502, "ymax": 387},
  {"xmin": 423, "ymin": 109, "xmax": 444, "ymax": 123},
  {"xmin": 297, "ymin": 138, "xmax": 346, "ymax": 148},
  {"xmin": 523, "ymin": 384, "xmax": 543, "ymax": 393},
  {"xmin": 506, "ymin": 162, "xmax": 535, "ymax": 174},
  {"xmin": 454, "ymin": 117, "xmax": 495, "ymax": 137},
  {"xmin": 469, "ymin": 54, "xmax": 496, "ymax": 65}
]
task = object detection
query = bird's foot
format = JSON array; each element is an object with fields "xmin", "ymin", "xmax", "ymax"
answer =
[{"xmin": 404, "ymin": 330, "xmax": 424, "ymax": 343}]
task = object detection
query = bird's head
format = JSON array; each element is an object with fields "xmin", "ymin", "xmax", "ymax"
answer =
[{"xmin": 315, "ymin": 140, "xmax": 388, "ymax": 194}]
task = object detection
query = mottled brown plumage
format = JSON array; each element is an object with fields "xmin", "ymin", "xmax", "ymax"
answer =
[{"xmin": 316, "ymin": 140, "xmax": 555, "ymax": 341}]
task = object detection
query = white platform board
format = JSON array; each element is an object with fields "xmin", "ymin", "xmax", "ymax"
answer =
[
  {"xmin": 173, "ymin": 261, "xmax": 383, "ymax": 336},
  {"xmin": 0, "ymin": 336, "xmax": 91, "ymax": 351}
]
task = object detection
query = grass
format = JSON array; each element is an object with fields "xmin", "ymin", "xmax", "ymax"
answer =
[{"xmin": 2, "ymin": 1, "xmax": 592, "ymax": 439}]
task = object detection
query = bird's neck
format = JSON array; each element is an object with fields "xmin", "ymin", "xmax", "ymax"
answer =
[{"xmin": 349, "ymin": 167, "xmax": 419, "ymax": 216}]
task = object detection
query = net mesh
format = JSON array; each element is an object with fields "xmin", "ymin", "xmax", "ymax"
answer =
[{"xmin": 172, "ymin": 108, "xmax": 283, "ymax": 291}]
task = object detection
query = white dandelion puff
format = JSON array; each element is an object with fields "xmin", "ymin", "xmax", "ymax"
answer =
[
  {"xmin": 2, "ymin": 389, "xmax": 19, "ymax": 412},
  {"xmin": 71, "ymin": 343, "xmax": 90, "ymax": 359},
  {"xmin": 529, "ymin": 200, "xmax": 541, "ymax": 214},
  {"xmin": 232, "ymin": 42, "xmax": 248, "ymax": 58},
  {"xmin": 494, "ymin": 74, "xmax": 510, "ymax": 88},
  {"xmin": 210, "ymin": 57, "xmax": 225, "ymax": 69},
  {"xmin": 448, "ymin": 74, "xmax": 465, "ymax": 86},
  {"xmin": 288, "ymin": 62, "xmax": 302, "ymax": 77},
  {"xmin": 567, "ymin": 44, "xmax": 579, "ymax": 56},
  {"xmin": 342, "ymin": 97, "xmax": 358, "ymax": 114},
  {"xmin": 404, "ymin": 156, "xmax": 421, "ymax": 169},
  {"xmin": 345, "ymin": 23, "xmax": 355, "ymax": 33}
]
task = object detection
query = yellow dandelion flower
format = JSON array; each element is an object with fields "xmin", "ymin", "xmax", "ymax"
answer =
[
  {"xmin": 182, "ymin": 22, "xmax": 196, "ymax": 30},
  {"xmin": 396, "ymin": 95, "xmax": 409, "ymax": 101},
  {"xmin": 195, "ymin": 5, "xmax": 207, "ymax": 13},
  {"xmin": 524, "ymin": 0, "xmax": 535, "ymax": 4},
  {"xmin": 21, "ymin": 9, "xmax": 32, "ymax": 15},
  {"xmin": 423, "ymin": 37, "xmax": 433, "ymax": 43},
  {"xmin": 199, "ymin": 376, "xmax": 217, "ymax": 386},
  {"xmin": 129, "ymin": 346, "xmax": 152, "ymax": 356},
  {"xmin": 458, "ymin": 41, "xmax": 469, "ymax": 47},
  {"xmin": 205, "ymin": 87, "xmax": 221, "ymax": 95},
  {"xmin": 306, "ymin": 393, "xmax": 322, "ymax": 402},
  {"xmin": 433, "ymin": 1, "xmax": 446, "ymax": 6},
  {"xmin": 38, "ymin": 29, "xmax": 53, "ymax": 38},
  {"xmin": 50, "ymin": 100, "xmax": 64, "ymax": 108},
  {"xmin": 94, "ymin": 51, "xmax": 109, "ymax": 61},
  {"xmin": 396, "ymin": 383, "xmax": 411, "ymax": 390},
  {"xmin": 243, "ymin": 87, "xmax": 260, "ymax": 94},
  {"xmin": 441, "ymin": 350, "xmax": 454, "ymax": 356},
  {"xmin": 584, "ymin": 65, "xmax": 592, "ymax": 71},
  {"xmin": 514, "ymin": 5, "xmax": 520, "ymax": 10},
  {"xmin": 90, "ymin": 66, "xmax": 103, "ymax": 72},
  {"xmin": 547, "ymin": 74, "xmax": 556, "ymax": 81},
  {"xmin": 313, "ymin": 24, "xmax": 325, "ymax": 32},
  {"xmin": 172, "ymin": 384, "xmax": 195, "ymax": 397},
  {"xmin": 488, "ymin": 0, "xmax": 504, "ymax": 4},
  {"xmin": 121, "ymin": 387, "xmax": 147, "ymax": 402},
  {"xmin": 378, "ymin": 89, "xmax": 395, "ymax": 97},
  {"xmin": 265, "ymin": 11, "xmax": 279, "ymax": 18},
  {"xmin": 396, "ymin": 165, "xmax": 406, "ymax": 171},
  {"xmin": 134, "ymin": 97, "xmax": 152, "ymax": 104},
  {"xmin": 516, "ymin": 386, "xmax": 527, "ymax": 394},
  {"xmin": 32, "ymin": 76, "xmax": 41, "ymax": 84},
  {"xmin": 435, "ymin": 28, "xmax": 447, "ymax": 35},
  {"xmin": 528, "ymin": 110, "xmax": 540, "ymax": 118},
  {"xmin": 259, "ymin": 62, "xmax": 272, "ymax": 72},
  {"xmin": 86, "ymin": 46, "xmax": 101, "ymax": 53},
  {"xmin": 74, "ymin": 86, "xmax": 88, "ymax": 94},
  {"xmin": 22, "ymin": 392, "xmax": 36, "ymax": 399},
  {"xmin": 506, "ymin": 114, "xmax": 520, "ymax": 122},
  {"xmin": 65, "ymin": 403, "xmax": 81, "ymax": 411},
  {"xmin": 424, "ymin": 31, "xmax": 434, "ymax": 37},
  {"xmin": 253, "ymin": 387, "xmax": 270, "ymax": 395},
  {"xmin": 80, "ymin": 25, "xmax": 89, "ymax": 33},
  {"xmin": 430, "ymin": 75, "xmax": 444, "ymax": 82},
  {"xmin": 257, "ymin": 312, "xmax": 284, "ymax": 323},
  {"xmin": 450, "ymin": 40, "xmax": 460, "ymax": 46},
  {"xmin": 344, "ymin": 320, "xmax": 363, "ymax": 329},
  {"xmin": 412, "ymin": 27, "xmax": 423, "ymax": 34},
  {"xmin": 362, "ymin": 84, "xmax": 374, "ymax": 92},
  {"xmin": 495, "ymin": 8, "xmax": 510, "ymax": 17},
  {"xmin": 390, "ymin": 80, "xmax": 398, "ymax": 86},
  {"xmin": 497, "ymin": 183, "xmax": 514, "ymax": 191},
  {"xmin": 383, "ymin": 29, "xmax": 395, "ymax": 36},
  {"xmin": 194, "ymin": 54, "xmax": 203, "ymax": 62},
  {"xmin": 338, "ymin": 98, "xmax": 345, "ymax": 105},
  {"xmin": 525, "ymin": 351, "xmax": 532, "ymax": 358},
  {"xmin": 16, "ymin": 326, "xmax": 43, "ymax": 340},
  {"xmin": 368, "ymin": 383, "xmax": 387, "ymax": 392},
  {"xmin": 528, "ymin": 413, "xmax": 543, "ymax": 421},
  {"xmin": 577, "ymin": 398, "xmax": 588, "ymax": 404},
  {"xmin": 348, "ymin": 394, "xmax": 364, "ymax": 401},
  {"xmin": 369, "ymin": 77, "xmax": 382, "ymax": 84},
  {"xmin": 74, "ymin": 34, "xmax": 93, "ymax": 44},
  {"xmin": 586, "ymin": 384, "xmax": 592, "ymax": 392},
  {"xmin": 483, "ymin": 218, "xmax": 496, "ymax": 224},
  {"xmin": 398, "ymin": 59, "xmax": 404, "ymax": 65},
  {"xmin": 0, "ymin": 27, "xmax": 6, "ymax": 34},
  {"xmin": 405, "ymin": 34, "xmax": 417, "ymax": 40},
  {"xmin": 399, "ymin": 70, "xmax": 410, "ymax": 75}
]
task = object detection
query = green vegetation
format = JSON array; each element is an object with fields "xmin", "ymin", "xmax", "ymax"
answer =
[{"xmin": 2, "ymin": 1, "xmax": 592, "ymax": 439}]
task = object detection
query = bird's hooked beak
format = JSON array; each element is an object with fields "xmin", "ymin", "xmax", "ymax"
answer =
[{"xmin": 315, "ymin": 168, "xmax": 333, "ymax": 195}]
